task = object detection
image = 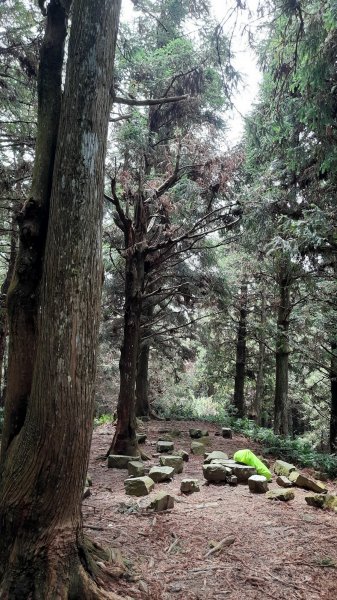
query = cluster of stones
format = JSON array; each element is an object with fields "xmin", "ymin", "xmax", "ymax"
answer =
[
  {"xmin": 267, "ymin": 459, "xmax": 331, "ymax": 503},
  {"xmin": 200, "ymin": 449, "xmax": 265, "ymax": 490},
  {"xmin": 107, "ymin": 436, "xmax": 194, "ymax": 511}
]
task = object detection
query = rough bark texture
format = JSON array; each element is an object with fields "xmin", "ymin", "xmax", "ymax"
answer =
[
  {"xmin": 0, "ymin": 0, "xmax": 121, "ymax": 597},
  {"xmin": 2, "ymin": 0, "xmax": 70, "ymax": 456},
  {"xmin": 233, "ymin": 282, "xmax": 248, "ymax": 419},
  {"xmin": 108, "ymin": 213, "xmax": 146, "ymax": 456},
  {"xmin": 253, "ymin": 289, "xmax": 266, "ymax": 425},
  {"xmin": 329, "ymin": 340, "xmax": 337, "ymax": 452},
  {"xmin": 136, "ymin": 340, "xmax": 151, "ymax": 417},
  {"xmin": 274, "ymin": 275, "xmax": 291, "ymax": 436}
]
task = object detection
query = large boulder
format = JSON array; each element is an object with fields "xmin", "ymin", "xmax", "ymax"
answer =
[
  {"xmin": 232, "ymin": 464, "xmax": 256, "ymax": 483},
  {"xmin": 266, "ymin": 489, "xmax": 295, "ymax": 501},
  {"xmin": 108, "ymin": 455, "xmax": 138, "ymax": 469},
  {"xmin": 273, "ymin": 460, "xmax": 297, "ymax": 478},
  {"xmin": 248, "ymin": 475, "xmax": 268, "ymax": 494},
  {"xmin": 203, "ymin": 463, "xmax": 231, "ymax": 483},
  {"xmin": 128, "ymin": 460, "xmax": 145, "ymax": 477},
  {"xmin": 204, "ymin": 451, "xmax": 229, "ymax": 464},
  {"xmin": 124, "ymin": 476, "xmax": 155, "ymax": 497},
  {"xmin": 191, "ymin": 441, "xmax": 205, "ymax": 455},
  {"xmin": 156, "ymin": 440, "xmax": 174, "ymax": 453},
  {"xmin": 150, "ymin": 492, "xmax": 174, "ymax": 512},
  {"xmin": 160, "ymin": 455, "xmax": 184, "ymax": 474},
  {"xmin": 180, "ymin": 479, "xmax": 200, "ymax": 494},
  {"xmin": 149, "ymin": 466, "xmax": 175, "ymax": 483},
  {"xmin": 289, "ymin": 471, "xmax": 327, "ymax": 493}
]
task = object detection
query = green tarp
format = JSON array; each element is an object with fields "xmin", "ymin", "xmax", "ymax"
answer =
[{"xmin": 233, "ymin": 449, "xmax": 272, "ymax": 481}]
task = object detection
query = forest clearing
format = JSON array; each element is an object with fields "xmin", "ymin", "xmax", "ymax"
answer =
[
  {"xmin": 86, "ymin": 420, "xmax": 337, "ymax": 600},
  {"xmin": 1, "ymin": 0, "xmax": 337, "ymax": 598}
]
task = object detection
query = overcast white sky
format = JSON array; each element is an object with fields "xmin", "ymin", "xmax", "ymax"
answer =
[{"xmin": 120, "ymin": 0, "xmax": 261, "ymax": 143}]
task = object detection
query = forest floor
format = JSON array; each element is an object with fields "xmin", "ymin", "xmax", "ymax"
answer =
[{"xmin": 84, "ymin": 420, "xmax": 337, "ymax": 600}]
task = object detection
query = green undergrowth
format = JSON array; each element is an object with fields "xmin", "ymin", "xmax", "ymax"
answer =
[
  {"xmin": 230, "ymin": 419, "xmax": 337, "ymax": 479},
  {"xmin": 157, "ymin": 402, "xmax": 337, "ymax": 478},
  {"xmin": 94, "ymin": 413, "xmax": 113, "ymax": 427}
]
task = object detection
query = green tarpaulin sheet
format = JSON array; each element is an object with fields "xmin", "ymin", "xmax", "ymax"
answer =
[{"xmin": 233, "ymin": 449, "xmax": 272, "ymax": 481}]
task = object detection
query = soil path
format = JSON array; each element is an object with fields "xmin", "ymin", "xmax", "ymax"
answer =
[{"xmin": 84, "ymin": 420, "xmax": 337, "ymax": 600}]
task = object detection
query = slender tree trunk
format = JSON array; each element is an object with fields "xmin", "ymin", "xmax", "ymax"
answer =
[
  {"xmin": 1, "ymin": 0, "xmax": 70, "ymax": 455},
  {"xmin": 329, "ymin": 340, "xmax": 337, "ymax": 452},
  {"xmin": 0, "ymin": 1, "xmax": 121, "ymax": 597},
  {"xmin": 274, "ymin": 275, "xmax": 291, "ymax": 436},
  {"xmin": 233, "ymin": 281, "xmax": 248, "ymax": 418},
  {"xmin": 0, "ymin": 213, "xmax": 17, "ymax": 404},
  {"xmin": 253, "ymin": 288, "xmax": 266, "ymax": 425}
]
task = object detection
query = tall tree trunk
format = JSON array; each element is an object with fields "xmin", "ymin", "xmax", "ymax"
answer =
[
  {"xmin": 0, "ymin": 1, "xmax": 121, "ymax": 597},
  {"xmin": 135, "ymin": 299, "xmax": 153, "ymax": 417},
  {"xmin": 253, "ymin": 288, "xmax": 266, "ymax": 425},
  {"xmin": 233, "ymin": 281, "xmax": 248, "ymax": 418},
  {"xmin": 0, "ymin": 213, "xmax": 17, "ymax": 404},
  {"xmin": 136, "ymin": 340, "xmax": 150, "ymax": 417},
  {"xmin": 274, "ymin": 275, "xmax": 291, "ymax": 436},
  {"xmin": 329, "ymin": 340, "xmax": 337, "ymax": 452},
  {"xmin": 108, "ymin": 223, "xmax": 146, "ymax": 456},
  {"xmin": 1, "ymin": 0, "xmax": 70, "ymax": 455}
]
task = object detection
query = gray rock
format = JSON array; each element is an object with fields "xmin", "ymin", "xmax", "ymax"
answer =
[
  {"xmin": 266, "ymin": 489, "xmax": 295, "ymax": 501},
  {"xmin": 128, "ymin": 460, "xmax": 145, "ymax": 477},
  {"xmin": 232, "ymin": 464, "xmax": 257, "ymax": 483},
  {"xmin": 204, "ymin": 451, "xmax": 229, "ymax": 464},
  {"xmin": 289, "ymin": 471, "xmax": 327, "ymax": 493},
  {"xmin": 160, "ymin": 455, "xmax": 183, "ymax": 474},
  {"xmin": 189, "ymin": 428, "xmax": 203, "ymax": 439},
  {"xmin": 124, "ymin": 476, "xmax": 155, "ymax": 496},
  {"xmin": 191, "ymin": 441, "xmax": 205, "ymax": 455},
  {"xmin": 202, "ymin": 463, "xmax": 231, "ymax": 483},
  {"xmin": 305, "ymin": 493, "xmax": 337, "ymax": 511},
  {"xmin": 136, "ymin": 433, "xmax": 147, "ymax": 444},
  {"xmin": 248, "ymin": 475, "xmax": 268, "ymax": 493},
  {"xmin": 149, "ymin": 466, "xmax": 175, "ymax": 482},
  {"xmin": 156, "ymin": 440, "xmax": 174, "ymax": 453},
  {"xmin": 226, "ymin": 475, "xmax": 238, "ymax": 486},
  {"xmin": 221, "ymin": 428, "xmax": 232, "ymax": 439},
  {"xmin": 108, "ymin": 455, "xmax": 138, "ymax": 469},
  {"xmin": 150, "ymin": 492, "xmax": 174, "ymax": 512},
  {"xmin": 201, "ymin": 429, "xmax": 209, "ymax": 437},
  {"xmin": 176, "ymin": 449, "xmax": 189, "ymax": 462},
  {"xmin": 85, "ymin": 474, "xmax": 93, "ymax": 487},
  {"xmin": 273, "ymin": 459, "xmax": 297, "ymax": 478},
  {"xmin": 180, "ymin": 479, "xmax": 200, "ymax": 493},
  {"xmin": 210, "ymin": 459, "xmax": 237, "ymax": 468},
  {"xmin": 276, "ymin": 475, "xmax": 293, "ymax": 488}
]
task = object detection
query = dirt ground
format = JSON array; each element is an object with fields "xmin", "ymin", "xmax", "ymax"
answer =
[{"xmin": 84, "ymin": 420, "xmax": 337, "ymax": 600}]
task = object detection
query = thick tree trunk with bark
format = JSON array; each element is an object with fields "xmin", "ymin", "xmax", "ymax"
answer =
[
  {"xmin": 329, "ymin": 340, "xmax": 337, "ymax": 452},
  {"xmin": 1, "ymin": 0, "xmax": 70, "ymax": 455},
  {"xmin": 233, "ymin": 282, "xmax": 248, "ymax": 418},
  {"xmin": 274, "ymin": 275, "xmax": 291, "ymax": 436},
  {"xmin": 252, "ymin": 289, "xmax": 266, "ymax": 425},
  {"xmin": 0, "ymin": 1, "xmax": 121, "ymax": 597}
]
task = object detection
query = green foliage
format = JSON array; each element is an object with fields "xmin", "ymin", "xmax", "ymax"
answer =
[
  {"xmin": 94, "ymin": 413, "xmax": 114, "ymax": 427},
  {"xmin": 232, "ymin": 420, "xmax": 337, "ymax": 478}
]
